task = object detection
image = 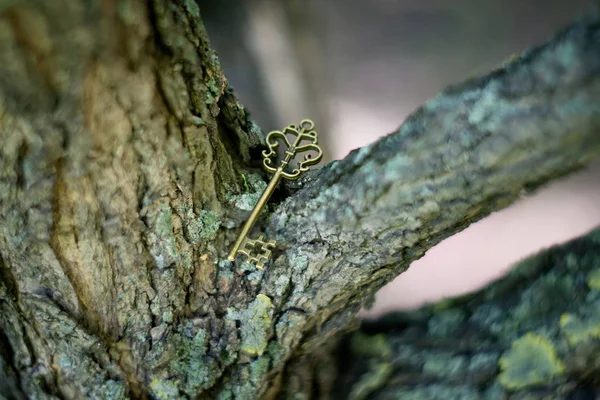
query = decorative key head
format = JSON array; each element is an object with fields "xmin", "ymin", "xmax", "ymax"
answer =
[
  {"xmin": 238, "ymin": 235, "xmax": 276, "ymax": 270},
  {"xmin": 262, "ymin": 119, "xmax": 323, "ymax": 180}
]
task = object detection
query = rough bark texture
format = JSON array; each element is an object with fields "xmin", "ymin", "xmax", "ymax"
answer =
[
  {"xmin": 0, "ymin": 1, "xmax": 599, "ymax": 399},
  {"xmin": 333, "ymin": 227, "xmax": 600, "ymax": 400}
]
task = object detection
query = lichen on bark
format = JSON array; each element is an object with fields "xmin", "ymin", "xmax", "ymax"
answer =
[{"xmin": 333, "ymin": 227, "xmax": 600, "ymax": 400}]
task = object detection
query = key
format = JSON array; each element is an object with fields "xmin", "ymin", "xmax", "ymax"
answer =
[{"xmin": 227, "ymin": 119, "xmax": 323, "ymax": 269}]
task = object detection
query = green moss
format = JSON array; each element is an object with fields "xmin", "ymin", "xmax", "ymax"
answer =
[
  {"xmin": 205, "ymin": 92, "xmax": 215, "ymax": 105},
  {"xmin": 149, "ymin": 379, "xmax": 183, "ymax": 400},
  {"xmin": 207, "ymin": 77, "xmax": 220, "ymax": 97},
  {"xmin": 501, "ymin": 53, "xmax": 521, "ymax": 67},
  {"xmin": 202, "ymin": 77, "xmax": 221, "ymax": 105},
  {"xmin": 589, "ymin": 228, "xmax": 600, "ymax": 244},
  {"xmin": 156, "ymin": 205, "xmax": 174, "ymax": 236},
  {"xmin": 162, "ymin": 311, "xmax": 174, "ymax": 324},
  {"xmin": 290, "ymin": 251, "xmax": 309, "ymax": 270},
  {"xmin": 184, "ymin": 0, "xmax": 200, "ymax": 18},
  {"xmin": 350, "ymin": 332, "xmax": 391, "ymax": 358},
  {"xmin": 423, "ymin": 353, "xmax": 467, "ymax": 379},
  {"xmin": 560, "ymin": 313, "xmax": 600, "ymax": 346},
  {"xmin": 169, "ymin": 329, "xmax": 219, "ymax": 394},
  {"xmin": 483, "ymin": 382, "xmax": 507, "ymax": 400},
  {"xmin": 210, "ymin": 53, "xmax": 222, "ymax": 69},
  {"xmin": 116, "ymin": 0, "xmax": 134, "ymax": 25},
  {"xmin": 197, "ymin": 210, "xmax": 221, "ymax": 240},
  {"xmin": 431, "ymin": 298, "xmax": 455, "ymax": 311},
  {"xmin": 498, "ymin": 333, "xmax": 565, "ymax": 390},
  {"xmin": 240, "ymin": 173, "xmax": 250, "ymax": 191},
  {"xmin": 246, "ymin": 270, "xmax": 264, "ymax": 283},
  {"xmin": 510, "ymin": 272, "xmax": 574, "ymax": 326},
  {"xmin": 274, "ymin": 274, "xmax": 290, "ymax": 296},
  {"xmin": 265, "ymin": 342, "xmax": 286, "ymax": 365},
  {"xmin": 216, "ymin": 389, "xmax": 233, "ymax": 400},
  {"xmin": 217, "ymin": 259, "xmax": 234, "ymax": 278},
  {"xmin": 249, "ymin": 356, "xmax": 271, "ymax": 382},
  {"xmin": 379, "ymin": 384, "xmax": 481, "ymax": 400},
  {"xmin": 470, "ymin": 304, "xmax": 507, "ymax": 336},
  {"xmin": 147, "ymin": 204, "xmax": 179, "ymax": 269},
  {"xmin": 101, "ymin": 380, "xmax": 128, "ymax": 400},
  {"xmin": 392, "ymin": 344, "xmax": 425, "ymax": 369},
  {"xmin": 273, "ymin": 311, "xmax": 305, "ymax": 360},
  {"xmin": 227, "ymin": 294, "xmax": 274, "ymax": 356},
  {"xmin": 239, "ymin": 261, "xmax": 256, "ymax": 273},
  {"xmin": 220, "ymin": 356, "xmax": 272, "ymax": 399},
  {"xmin": 427, "ymin": 308, "xmax": 466, "ymax": 337},
  {"xmin": 181, "ymin": 209, "xmax": 221, "ymax": 244},
  {"xmin": 587, "ymin": 268, "xmax": 600, "ymax": 290},
  {"xmin": 347, "ymin": 362, "xmax": 392, "ymax": 400},
  {"xmin": 190, "ymin": 115, "xmax": 203, "ymax": 125},
  {"xmin": 228, "ymin": 174, "xmax": 267, "ymax": 211},
  {"xmin": 467, "ymin": 353, "xmax": 499, "ymax": 374}
]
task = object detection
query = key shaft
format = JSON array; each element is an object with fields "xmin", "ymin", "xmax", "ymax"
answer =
[{"xmin": 227, "ymin": 169, "xmax": 283, "ymax": 261}]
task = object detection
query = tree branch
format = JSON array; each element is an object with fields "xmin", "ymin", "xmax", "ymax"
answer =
[
  {"xmin": 262, "ymin": 13, "xmax": 600, "ymax": 344},
  {"xmin": 332, "ymin": 226, "xmax": 600, "ymax": 399},
  {"xmin": 252, "ymin": 16, "xmax": 600, "ymax": 396}
]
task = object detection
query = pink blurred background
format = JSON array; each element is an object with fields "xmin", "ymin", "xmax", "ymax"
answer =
[{"xmin": 201, "ymin": 0, "xmax": 600, "ymax": 316}]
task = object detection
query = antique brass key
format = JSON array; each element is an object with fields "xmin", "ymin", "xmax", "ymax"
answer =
[{"xmin": 227, "ymin": 120, "xmax": 323, "ymax": 268}]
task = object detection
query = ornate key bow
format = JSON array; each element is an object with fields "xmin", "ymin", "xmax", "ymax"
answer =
[{"xmin": 227, "ymin": 119, "xmax": 323, "ymax": 268}]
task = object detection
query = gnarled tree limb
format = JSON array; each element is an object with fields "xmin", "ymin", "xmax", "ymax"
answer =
[
  {"xmin": 260, "ymin": 15, "xmax": 600, "ymax": 397},
  {"xmin": 332, "ymin": 227, "xmax": 600, "ymax": 399}
]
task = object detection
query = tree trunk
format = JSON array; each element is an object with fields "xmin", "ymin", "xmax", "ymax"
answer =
[{"xmin": 0, "ymin": 1, "xmax": 599, "ymax": 399}]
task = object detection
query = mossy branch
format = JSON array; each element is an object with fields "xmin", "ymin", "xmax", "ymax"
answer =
[
  {"xmin": 264, "ymin": 12, "xmax": 600, "ymax": 352},
  {"xmin": 332, "ymin": 227, "xmax": 600, "ymax": 399}
]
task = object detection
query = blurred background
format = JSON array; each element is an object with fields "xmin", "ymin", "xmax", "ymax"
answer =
[{"xmin": 199, "ymin": 0, "xmax": 600, "ymax": 316}]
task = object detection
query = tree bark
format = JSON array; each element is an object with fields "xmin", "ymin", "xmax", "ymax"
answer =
[
  {"xmin": 0, "ymin": 1, "xmax": 599, "ymax": 399},
  {"xmin": 332, "ymin": 227, "xmax": 600, "ymax": 400}
]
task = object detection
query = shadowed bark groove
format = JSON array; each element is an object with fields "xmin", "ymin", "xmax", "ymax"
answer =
[{"xmin": 0, "ymin": 1, "xmax": 599, "ymax": 399}]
